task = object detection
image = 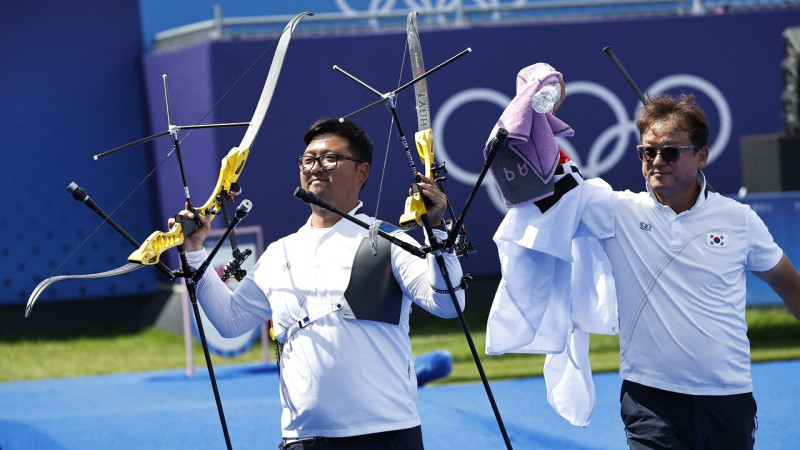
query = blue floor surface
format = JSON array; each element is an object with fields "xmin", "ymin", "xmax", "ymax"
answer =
[{"xmin": 1, "ymin": 360, "xmax": 798, "ymax": 449}]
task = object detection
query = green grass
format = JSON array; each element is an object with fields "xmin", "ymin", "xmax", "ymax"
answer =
[
  {"xmin": 1, "ymin": 306, "xmax": 798, "ymax": 385},
  {"xmin": 408, "ymin": 311, "xmax": 621, "ymax": 385},
  {"xmin": 416, "ymin": 306, "xmax": 800, "ymax": 387}
]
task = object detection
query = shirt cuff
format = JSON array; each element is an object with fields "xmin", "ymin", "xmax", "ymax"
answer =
[
  {"xmin": 428, "ymin": 225, "xmax": 448, "ymax": 242},
  {"xmin": 185, "ymin": 248, "xmax": 208, "ymax": 269}
]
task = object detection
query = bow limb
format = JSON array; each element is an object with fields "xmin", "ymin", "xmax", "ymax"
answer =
[
  {"xmin": 26, "ymin": 13, "xmax": 313, "ymax": 317},
  {"xmin": 407, "ymin": 11, "xmax": 434, "ymax": 180},
  {"xmin": 238, "ymin": 11, "xmax": 314, "ymax": 151},
  {"xmin": 25, "ymin": 263, "xmax": 144, "ymax": 317},
  {"xmin": 128, "ymin": 11, "xmax": 313, "ymax": 265},
  {"xmin": 399, "ymin": 11, "xmax": 434, "ymax": 228}
]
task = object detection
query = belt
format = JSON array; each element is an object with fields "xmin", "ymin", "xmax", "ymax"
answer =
[{"xmin": 280, "ymin": 436, "xmax": 327, "ymax": 449}]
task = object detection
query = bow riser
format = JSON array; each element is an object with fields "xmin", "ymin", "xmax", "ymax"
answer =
[
  {"xmin": 399, "ymin": 129, "xmax": 435, "ymax": 226},
  {"xmin": 127, "ymin": 146, "xmax": 250, "ymax": 265},
  {"xmin": 197, "ymin": 146, "xmax": 249, "ymax": 215},
  {"xmin": 415, "ymin": 128, "xmax": 434, "ymax": 179},
  {"xmin": 128, "ymin": 224, "xmax": 184, "ymax": 265}
]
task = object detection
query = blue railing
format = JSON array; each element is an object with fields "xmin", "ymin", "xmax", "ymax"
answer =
[{"xmin": 152, "ymin": 0, "xmax": 800, "ymax": 51}]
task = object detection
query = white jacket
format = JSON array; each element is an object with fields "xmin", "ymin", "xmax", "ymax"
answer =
[{"xmin": 486, "ymin": 161, "xmax": 617, "ymax": 426}]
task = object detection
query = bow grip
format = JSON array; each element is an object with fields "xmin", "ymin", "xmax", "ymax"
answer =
[{"xmin": 179, "ymin": 212, "xmax": 199, "ymax": 237}]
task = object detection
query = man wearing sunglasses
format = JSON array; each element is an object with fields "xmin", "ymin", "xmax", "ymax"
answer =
[
  {"xmin": 490, "ymin": 91, "xmax": 800, "ymax": 449},
  {"xmin": 172, "ymin": 118, "xmax": 465, "ymax": 449},
  {"xmin": 612, "ymin": 94, "xmax": 800, "ymax": 449}
]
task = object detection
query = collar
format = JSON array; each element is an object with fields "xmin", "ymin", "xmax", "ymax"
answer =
[
  {"xmin": 646, "ymin": 171, "xmax": 714, "ymax": 211},
  {"xmin": 304, "ymin": 200, "xmax": 365, "ymax": 230}
]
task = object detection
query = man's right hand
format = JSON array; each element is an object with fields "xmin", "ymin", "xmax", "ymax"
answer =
[{"xmin": 168, "ymin": 207, "xmax": 211, "ymax": 253}]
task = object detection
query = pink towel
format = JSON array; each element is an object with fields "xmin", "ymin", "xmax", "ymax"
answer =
[{"xmin": 496, "ymin": 63, "xmax": 574, "ymax": 184}]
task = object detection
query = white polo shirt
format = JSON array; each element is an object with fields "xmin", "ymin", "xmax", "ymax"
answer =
[
  {"xmin": 599, "ymin": 174, "xmax": 783, "ymax": 395},
  {"xmin": 188, "ymin": 203, "xmax": 464, "ymax": 438}
]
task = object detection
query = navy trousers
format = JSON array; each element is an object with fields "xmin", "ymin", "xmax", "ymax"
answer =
[{"xmin": 620, "ymin": 380, "xmax": 757, "ymax": 450}]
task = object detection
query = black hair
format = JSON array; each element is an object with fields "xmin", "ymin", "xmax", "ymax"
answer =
[
  {"xmin": 637, "ymin": 93, "xmax": 709, "ymax": 147},
  {"xmin": 302, "ymin": 118, "xmax": 373, "ymax": 164}
]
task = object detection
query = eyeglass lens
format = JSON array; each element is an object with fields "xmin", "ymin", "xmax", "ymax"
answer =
[
  {"xmin": 638, "ymin": 146, "xmax": 682, "ymax": 164},
  {"xmin": 299, "ymin": 154, "xmax": 338, "ymax": 171}
]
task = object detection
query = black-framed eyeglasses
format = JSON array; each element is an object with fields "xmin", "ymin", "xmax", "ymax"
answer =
[
  {"xmin": 636, "ymin": 145, "xmax": 699, "ymax": 164},
  {"xmin": 296, "ymin": 153, "xmax": 363, "ymax": 172}
]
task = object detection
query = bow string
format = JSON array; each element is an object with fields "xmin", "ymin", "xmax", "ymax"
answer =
[{"xmin": 26, "ymin": 11, "xmax": 313, "ymax": 317}]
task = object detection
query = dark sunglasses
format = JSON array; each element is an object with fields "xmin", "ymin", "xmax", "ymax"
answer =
[{"xmin": 636, "ymin": 145, "xmax": 699, "ymax": 164}]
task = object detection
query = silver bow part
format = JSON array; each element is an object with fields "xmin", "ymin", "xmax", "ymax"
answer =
[{"xmin": 25, "ymin": 263, "xmax": 144, "ymax": 317}]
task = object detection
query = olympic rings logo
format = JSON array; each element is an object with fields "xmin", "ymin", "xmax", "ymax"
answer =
[{"xmin": 433, "ymin": 74, "xmax": 732, "ymax": 212}]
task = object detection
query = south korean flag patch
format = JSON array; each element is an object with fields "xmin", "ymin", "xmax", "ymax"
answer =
[{"xmin": 707, "ymin": 232, "xmax": 727, "ymax": 247}]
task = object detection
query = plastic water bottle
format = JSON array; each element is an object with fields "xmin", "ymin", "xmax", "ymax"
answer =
[{"xmin": 531, "ymin": 82, "xmax": 561, "ymax": 114}]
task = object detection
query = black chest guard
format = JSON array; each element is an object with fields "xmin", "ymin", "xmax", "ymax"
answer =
[{"xmin": 343, "ymin": 233, "xmax": 404, "ymax": 325}]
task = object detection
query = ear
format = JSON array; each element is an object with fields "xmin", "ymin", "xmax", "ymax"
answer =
[
  {"xmin": 357, "ymin": 162, "xmax": 370, "ymax": 187},
  {"xmin": 696, "ymin": 146, "xmax": 709, "ymax": 169}
]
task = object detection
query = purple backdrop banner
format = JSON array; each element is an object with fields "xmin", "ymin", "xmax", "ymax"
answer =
[{"xmin": 143, "ymin": 10, "xmax": 800, "ymax": 277}]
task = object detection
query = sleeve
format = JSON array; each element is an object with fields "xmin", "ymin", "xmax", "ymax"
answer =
[
  {"xmin": 391, "ymin": 227, "xmax": 466, "ymax": 319},
  {"xmin": 574, "ymin": 178, "xmax": 617, "ymax": 240},
  {"xmin": 493, "ymin": 174, "xmax": 616, "ymax": 259},
  {"xmin": 186, "ymin": 249, "xmax": 271, "ymax": 339},
  {"xmin": 745, "ymin": 207, "xmax": 784, "ymax": 272}
]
